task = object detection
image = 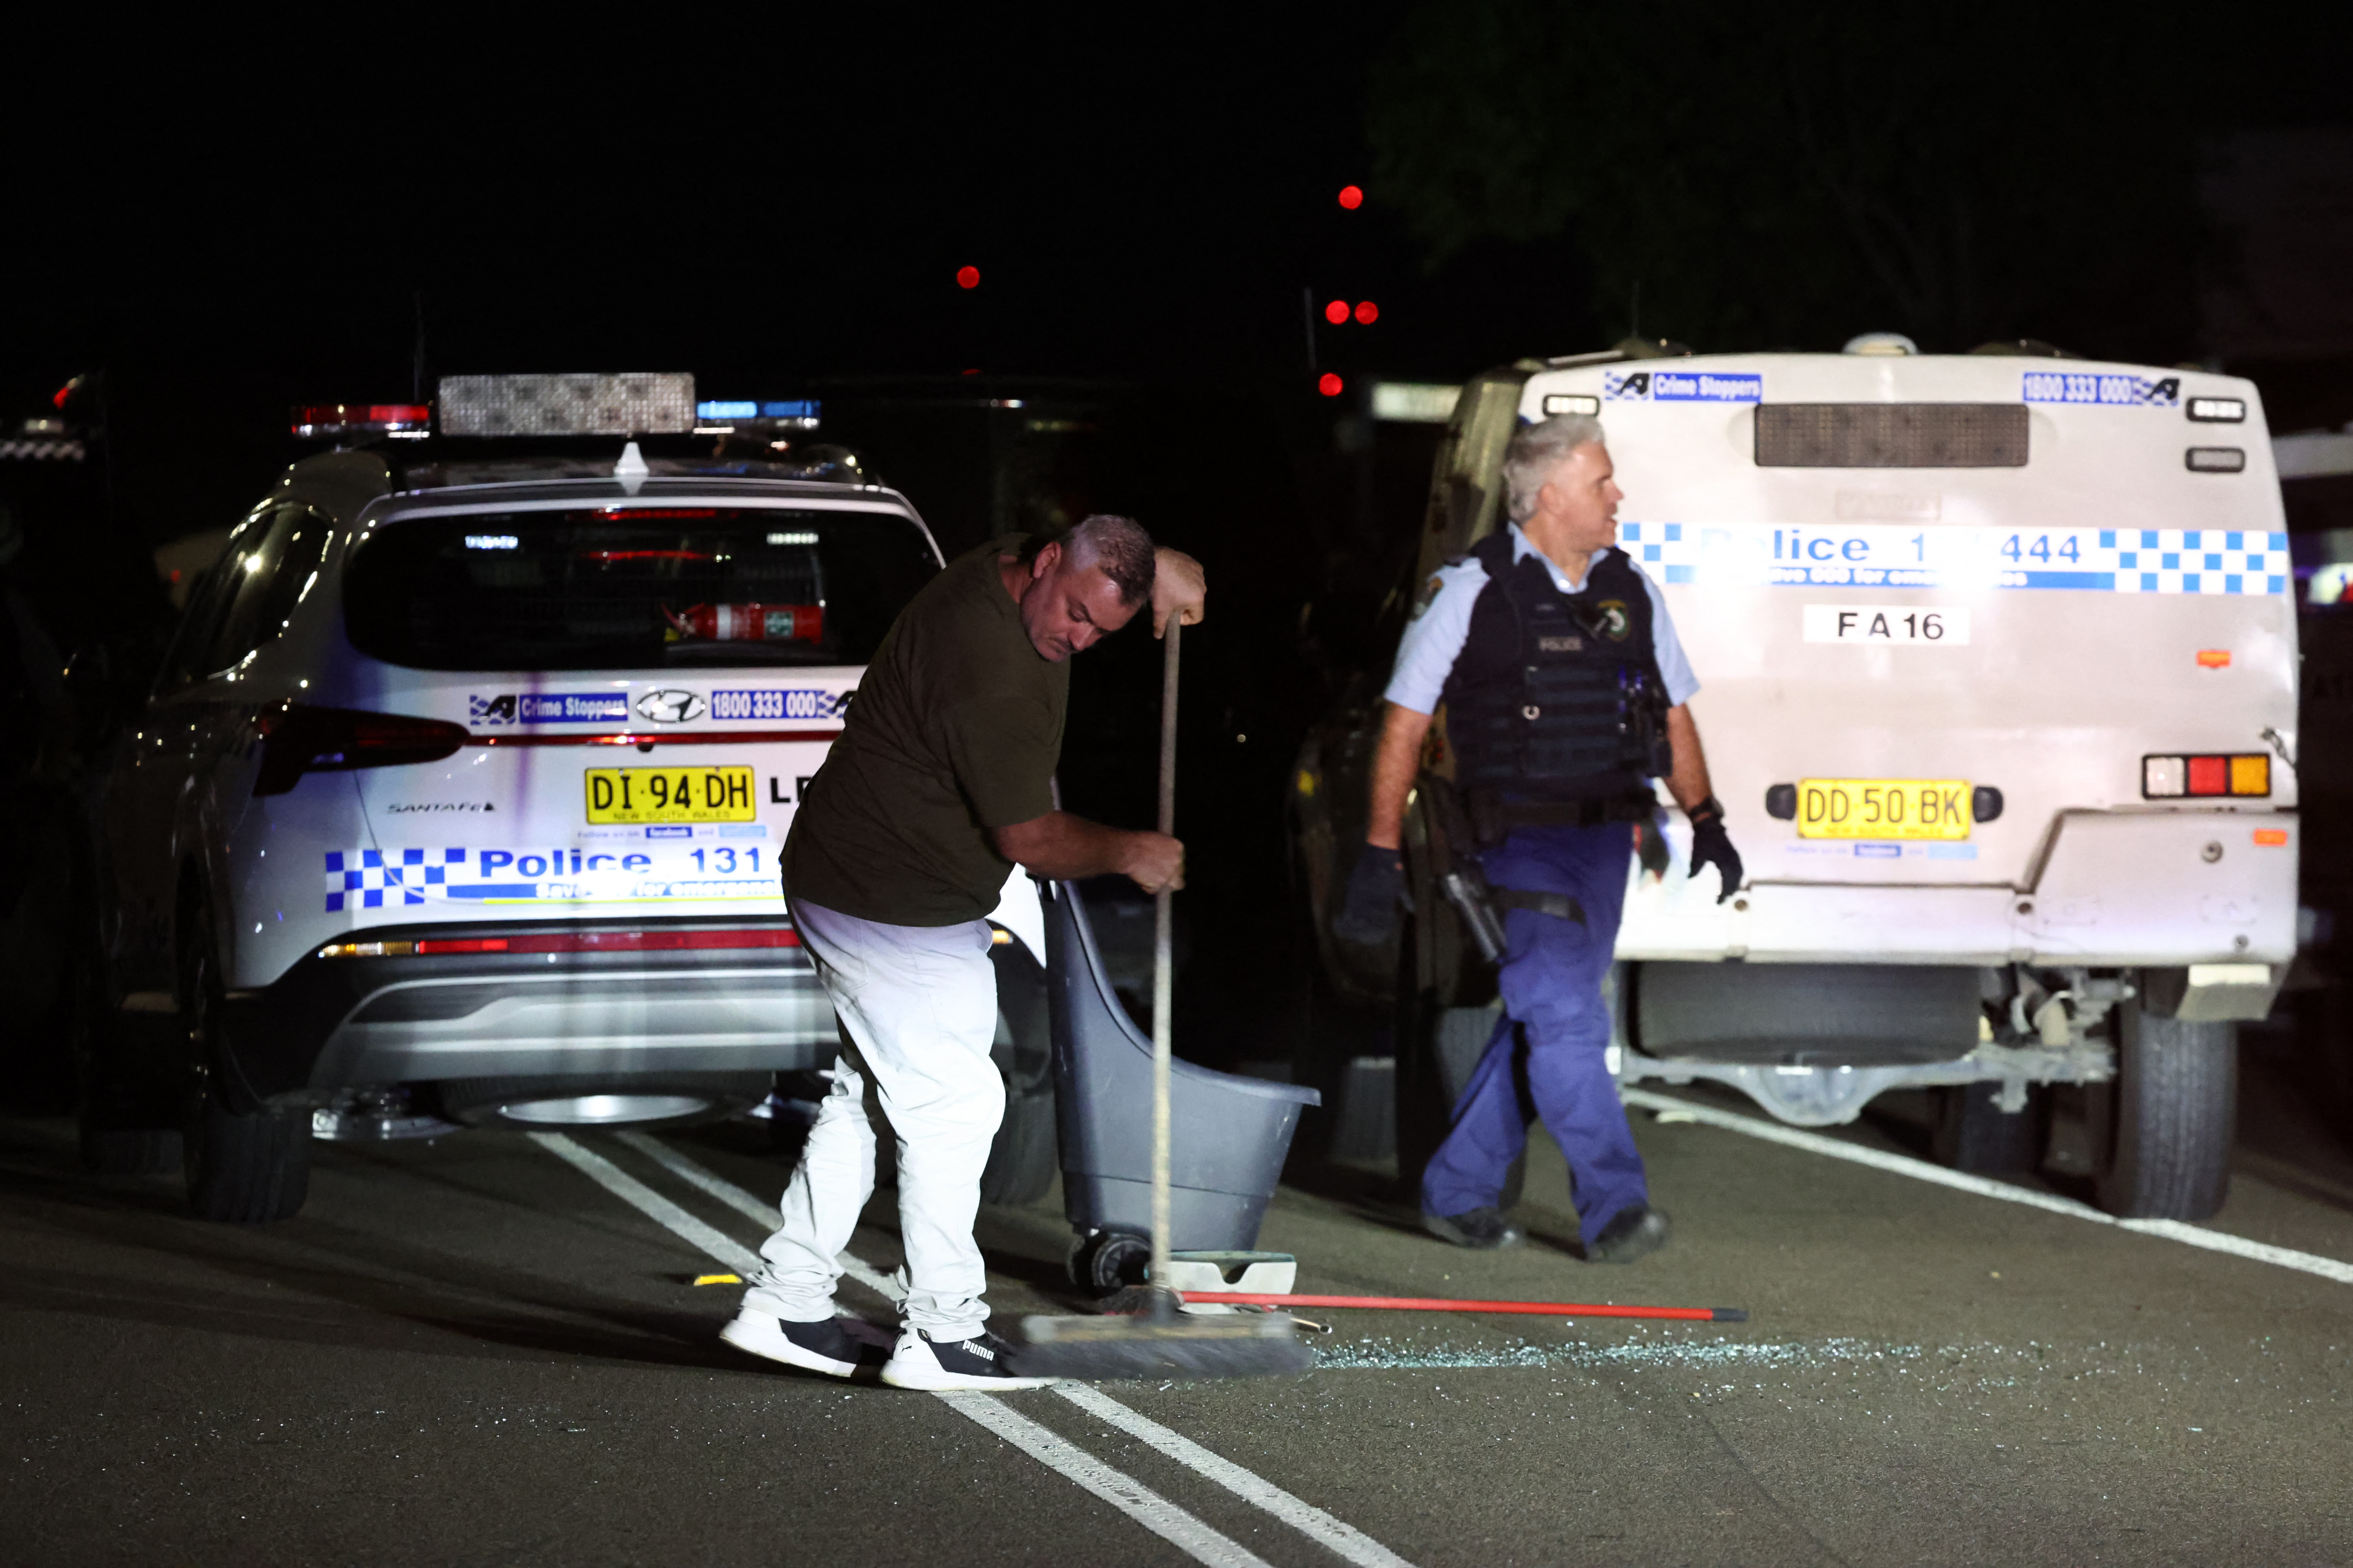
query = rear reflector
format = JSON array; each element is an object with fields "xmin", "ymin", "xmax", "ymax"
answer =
[
  {"xmin": 318, "ymin": 928, "xmax": 801, "ymax": 959},
  {"xmin": 2253, "ymin": 828, "xmax": 2290, "ymax": 847},
  {"xmin": 2142, "ymin": 753, "xmax": 2269, "ymax": 798}
]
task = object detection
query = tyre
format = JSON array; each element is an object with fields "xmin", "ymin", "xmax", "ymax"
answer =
[
  {"xmin": 980, "ymin": 937, "xmax": 1057, "ymax": 1207},
  {"xmin": 1932, "ymin": 1083, "xmax": 2046, "ymax": 1174},
  {"xmin": 179, "ymin": 901, "xmax": 311, "ymax": 1223},
  {"xmin": 71, "ymin": 929, "xmax": 181, "ymax": 1175},
  {"xmin": 2092, "ymin": 998, "xmax": 2236, "ymax": 1220},
  {"xmin": 185, "ymin": 1079, "xmax": 312, "ymax": 1222},
  {"xmin": 1066, "ymin": 1229, "xmax": 1151, "ymax": 1294}
]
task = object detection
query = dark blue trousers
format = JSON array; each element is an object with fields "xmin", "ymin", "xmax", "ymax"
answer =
[{"xmin": 1419, "ymin": 821, "xmax": 1646, "ymax": 1246}]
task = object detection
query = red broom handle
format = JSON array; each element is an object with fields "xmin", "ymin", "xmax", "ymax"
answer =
[{"xmin": 1176, "ymin": 1292, "xmax": 1747, "ymax": 1323}]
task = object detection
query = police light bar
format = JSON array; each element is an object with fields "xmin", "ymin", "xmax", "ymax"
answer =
[
  {"xmin": 292, "ymin": 404, "xmax": 432, "ymax": 439},
  {"xmin": 694, "ymin": 398, "xmax": 821, "ymax": 430},
  {"xmin": 1372, "ymin": 383, "xmax": 1460, "ymax": 423},
  {"xmin": 2142, "ymin": 753, "xmax": 2270, "ymax": 799},
  {"xmin": 438, "ymin": 373, "xmax": 695, "ymax": 437}
]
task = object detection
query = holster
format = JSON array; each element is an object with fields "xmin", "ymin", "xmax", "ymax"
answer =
[{"xmin": 1421, "ymin": 777, "xmax": 1585, "ymax": 967}]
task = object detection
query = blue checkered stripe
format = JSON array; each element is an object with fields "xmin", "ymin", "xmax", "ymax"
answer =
[
  {"xmin": 2100, "ymin": 529, "xmax": 2291, "ymax": 595},
  {"xmin": 324, "ymin": 848, "xmax": 467, "ymax": 911},
  {"xmin": 1616, "ymin": 522, "xmax": 2290, "ymax": 594}
]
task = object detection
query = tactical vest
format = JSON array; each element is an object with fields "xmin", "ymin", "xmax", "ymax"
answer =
[{"xmin": 1439, "ymin": 532, "xmax": 1673, "ymax": 802}]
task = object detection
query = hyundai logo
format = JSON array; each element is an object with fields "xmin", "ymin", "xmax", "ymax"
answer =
[{"xmin": 633, "ymin": 688, "xmax": 707, "ymax": 724}]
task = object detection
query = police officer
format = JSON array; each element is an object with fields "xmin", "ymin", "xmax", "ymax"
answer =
[{"xmin": 1335, "ymin": 412, "xmax": 1740, "ymax": 1263}]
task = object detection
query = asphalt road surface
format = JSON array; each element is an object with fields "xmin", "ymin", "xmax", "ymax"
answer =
[{"xmin": 7, "ymin": 1047, "xmax": 2352, "ymax": 1567}]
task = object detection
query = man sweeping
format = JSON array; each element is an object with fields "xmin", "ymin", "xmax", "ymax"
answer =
[{"xmin": 724, "ymin": 514, "xmax": 1205, "ymax": 1389}]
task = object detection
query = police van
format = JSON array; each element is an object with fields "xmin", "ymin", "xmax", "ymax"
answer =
[
  {"xmin": 81, "ymin": 375, "xmax": 1051, "ymax": 1221},
  {"xmin": 1298, "ymin": 340, "xmax": 2296, "ymax": 1221}
]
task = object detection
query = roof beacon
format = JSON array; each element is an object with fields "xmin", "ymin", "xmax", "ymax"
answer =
[
  {"xmin": 291, "ymin": 404, "xmax": 432, "ymax": 440},
  {"xmin": 437, "ymin": 373, "xmax": 695, "ymax": 438}
]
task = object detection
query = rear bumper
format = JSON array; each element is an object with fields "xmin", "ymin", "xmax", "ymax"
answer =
[
  {"xmin": 219, "ymin": 919, "xmax": 836, "ymax": 1102},
  {"xmin": 1618, "ymin": 809, "xmax": 2298, "ymax": 966}
]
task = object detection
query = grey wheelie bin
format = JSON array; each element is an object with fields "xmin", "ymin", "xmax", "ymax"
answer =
[{"xmin": 1045, "ymin": 880, "xmax": 1319, "ymax": 1291}]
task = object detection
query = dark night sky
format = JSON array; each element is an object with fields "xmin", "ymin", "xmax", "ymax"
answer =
[
  {"xmin": 8, "ymin": 8, "xmax": 1603, "ymax": 542},
  {"xmin": 7, "ymin": 6, "xmax": 2346, "ymax": 544}
]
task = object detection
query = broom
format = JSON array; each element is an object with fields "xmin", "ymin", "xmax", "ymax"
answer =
[{"xmin": 1007, "ymin": 620, "xmax": 1314, "ymax": 1380}]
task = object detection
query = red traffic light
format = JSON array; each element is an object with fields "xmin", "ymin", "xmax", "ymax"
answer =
[
  {"xmin": 1324, "ymin": 299, "xmax": 1350, "ymax": 325},
  {"xmin": 1354, "ymin": 300, "xmax": 1378, "ymax": 325},
  {"xmin": 1337, "ymin": 185, "xmax": 1364, "ymax": 210},
  {"xmin": 956, "ymin": 265, "xmax": 980, "ymax": 290},
  {"xmin": 1318, "ymin": 373, "xmax": 1344, "ymax": 398}
]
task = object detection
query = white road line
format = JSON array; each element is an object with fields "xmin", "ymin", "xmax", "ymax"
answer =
[
  {"xmin": 1621, "ymin": 1086, "xmax": 2353, "ymax": 1286},
  {"xmin": 529, "ymin": 1132, "xmax": 762, "ymax": 1276},
  {"xmin": 939, "ymin": 1393, "xmax": 1279, "ymax": 1568},
  {"xmin": 531, "ymin": 1132, "xmax": 1281, "ymax": 1568},
  {"xmin": 1055, "ymin": 1383, "xmax": 1418, "ymax": 1568},
  {"xmin": 612, "ymin": 1131, "xmax": 902, "ymax": 1303},
  {"xmin": 618, "ymin": 1135, "xmax": 1419, "ymax": 1566}
]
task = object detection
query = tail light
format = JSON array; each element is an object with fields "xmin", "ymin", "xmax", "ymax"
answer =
[
  {"xmin": 254, "ymin": 705, "xmax": 469, "ymax": 796},
  {"xmin": 2142, "ymin": 753, "xmax": 2270, "ymax": 799}
]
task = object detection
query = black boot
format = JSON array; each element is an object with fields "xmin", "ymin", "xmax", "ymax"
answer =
[
  {"xmin": 1421, "ymin": 1206, "xmax": 1526, "ymax": 1250},
  {"xmin": 1585, "ymin": 1204, "xmax": 1670, "ymax": 1263}
]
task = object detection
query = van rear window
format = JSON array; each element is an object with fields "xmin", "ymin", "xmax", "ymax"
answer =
[
  {"xmin": 1757, "ymin": 404, "xmax": 2028, "ymax": 468},
  {"xmin": 345, "ymin": 507, "xmax": 938, "ymax": 670}
]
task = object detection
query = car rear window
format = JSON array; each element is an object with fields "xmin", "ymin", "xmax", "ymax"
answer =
[{"xmin": 345, "ymin": 506, "xmax": 939, "ymax": 670}]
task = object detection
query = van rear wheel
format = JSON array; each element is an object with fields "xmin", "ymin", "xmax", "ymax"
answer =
[{"xmin": 2092, "ymin": 999, "xmax": 2235, "ymax": 1220}]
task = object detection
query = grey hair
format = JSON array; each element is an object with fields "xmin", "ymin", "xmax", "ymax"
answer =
[
  {"xmin": 1062, "ymin": 513, "xmax": 1156, "ymax": 608},
  {"xmin": 1501, "ymin": 413, "xmax": 1607, "ymax": 521}
]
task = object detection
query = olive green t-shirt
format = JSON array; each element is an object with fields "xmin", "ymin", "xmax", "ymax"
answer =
[{"xmin": 782, "ymin": 535, "xmax": 1066, "ymax": 925}]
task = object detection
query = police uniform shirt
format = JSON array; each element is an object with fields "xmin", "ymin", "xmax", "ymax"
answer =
[{"xmin": 1384, "ymin": 523, "xmax": 1699, "ymax": 716}]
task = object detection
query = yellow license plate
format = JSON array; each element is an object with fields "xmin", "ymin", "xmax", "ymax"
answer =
[
  {"xmin": 584, "ymin": 766, "xmax": 756, "ymax": 824},
  {"xmin": 1795, "ymin": 778, "xmax": 1972, "ymax": 840}
]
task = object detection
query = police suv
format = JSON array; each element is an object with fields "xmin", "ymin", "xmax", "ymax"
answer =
[
  {"xmin": 81, "ymin": 375, "xmax": 1050, "ymax": 1222},
  {"xmin": 1299, "ymin": 340, "xmax": 2296, "ymax": 1221}
]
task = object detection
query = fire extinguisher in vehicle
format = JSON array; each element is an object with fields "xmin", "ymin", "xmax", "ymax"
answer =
[{"xmin": 662, "ymin": 603, "xmax": 826, "ymax": 643}]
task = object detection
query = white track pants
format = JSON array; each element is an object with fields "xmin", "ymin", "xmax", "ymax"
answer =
[{"xmin": 745, "ymin": 898, "xmax": 1004, "ymax": 1340}]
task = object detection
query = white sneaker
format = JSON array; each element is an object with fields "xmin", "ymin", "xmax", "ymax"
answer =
[
  {"xmin": 721, "ymin": 1309, "xmax": 889, "ymax": 1379},
  {"xmin": 880, "ymin": 1328, "xmax": 1059, "ymax": 1390}
]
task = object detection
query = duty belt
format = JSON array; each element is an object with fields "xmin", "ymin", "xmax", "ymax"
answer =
[
  {"xmin": 1496, "ymin": 888, "xmax": 1585, "ymax": 925},
  {"xmin": 1468, "ymin": 789, "xmax": 1658, "ymax": 846}
]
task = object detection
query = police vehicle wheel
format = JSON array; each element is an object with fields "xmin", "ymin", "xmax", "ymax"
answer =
[
  {"xmin": 179, "ymin": 905, "xmax": 310, "ymax": 1223},
  {"xmin": 1932, "ymin": 1083, "xmax": 2047, "ymax": 1174},
  {"xmin": 70, "ymin": 936, "xmax": 181, "ymax": 1175},
  {"xmin": 2092, "ymin": 998, "xmax": 2235, "ymax": 1221},
  {"xmin": 1067, "ymin": 1229, "xmax": 1151, "ymax": 1294},
  {"xmin": 980, "ymin": 938, "xmax": 1057, "ymax": 1208}
]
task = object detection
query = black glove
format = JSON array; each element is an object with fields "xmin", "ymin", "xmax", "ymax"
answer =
[
  {"xmin": 1686, "ymin": 797, "xmax": 1743, "ymax": 903},
  {"xmin": 1333, "ymin": 847, "xmax": 1406, "ymax": 945}
]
